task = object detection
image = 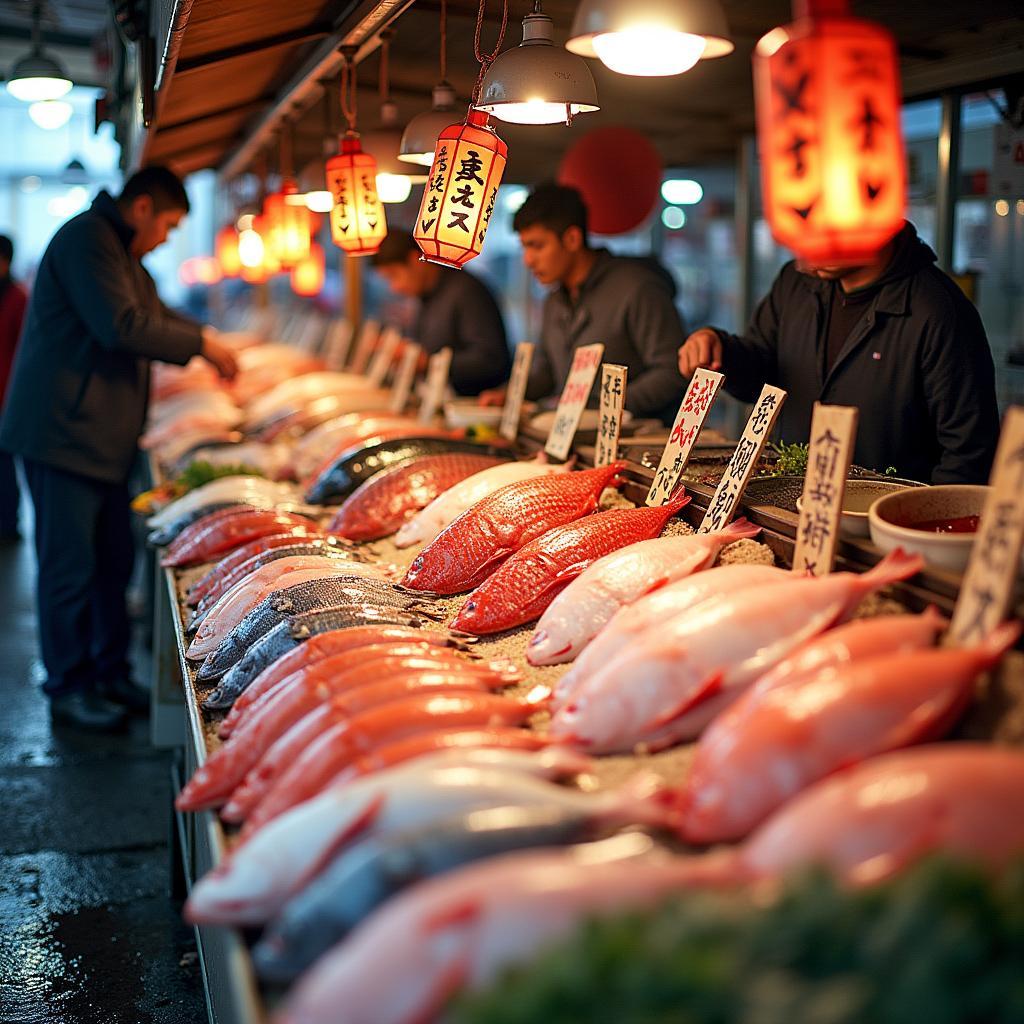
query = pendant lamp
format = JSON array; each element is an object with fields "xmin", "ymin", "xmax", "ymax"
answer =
[
  {"xmin": 754, "ymin": 0, "xmax": 906, "ymax": 264},
  {"xmin": 6, "ymin": 0, "xmax": 72, "ymax": 101},
  {"xmin": 291, "ymin": 242, "xmax": 326, "ymax": 296},
  {"xmin": 215, "ymin": 224, "xmax": 242, "ymax": 277},
  {"xmin": 263, "ymin": 124, "xmax": 312, "ymax": 268}
]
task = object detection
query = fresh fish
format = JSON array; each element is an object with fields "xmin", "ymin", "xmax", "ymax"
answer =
[
  {"xmin": 452, "ymin": 495, "xmax": 691, "ymax": 636},
  {"xmin": 156, "ymin": 429, "xmax": 244, "ymax": 470},
  {"xmin": 239, "ymin": 692, "xmax": 544, "ymax": 835},
  {"xmin": 141, "ymin": 410, "xmax": 242, "ymax": 450},
  {"xmin": 162, "ymin": 509, "xmax": 322, "ymax": 568},
  {"xmin": 528, "ymin": 519, "xmax": 762, "ymax": 666},
  {"xmin": 147, "ymin": 502, "xmax": 252, "ymax": 548},
  {"xmin": 679, "ymin": 621, "xmax": 1017, "ymax": 843},
  {"xmin": 181, "ymin": 440, "xmax": 291, "ymax": 480},
  {"xmin": 286, "ymin": 413, "xmax": 409, "ymax": 480},
  {"xmin": 304, "ymin": 437, "xmax": 505, "ymax": 506},
  {"xmin": 402, "ymin": 462, "xmax": 627, "ymax": 595},
  {"xmin": 242, "ymin": 372, "xmax": 380, "ymax": 431},
  {"xmin": 202, "ymin": 607, "xmax": 442, "ymax": 709},
  {"xmin": 393, "ymin": 456, "xmax": 571, "ymax": 549},
  {"xmin": 257, "ymin": 397, "xmax": 395, "ymax": 444},
  {"xmin": 550, "ymin": 550, "xmax": 925, "ymax": 753},
  {"xmin": 328, "ymin": 453, "xmax": 508, "ymax": 542},
  {"xmin": 146, "ymin": 476, "xmax": 301, "ymax": 529}
]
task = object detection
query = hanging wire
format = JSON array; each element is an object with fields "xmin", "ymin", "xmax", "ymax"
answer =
[
  {"xmin": 440, "ymin": 0, "xmax": 448, "ymax": 82},
  {"xmin": 379, "ymin": 29, "xmax": 392, "ymax": 102},
  {"xmin": 340, "ymin": 52, "xmax": 358, "ymax": 133},
  {"xmin": 472, "ymin": 0, "xmax": 509, "ymax": 103}
]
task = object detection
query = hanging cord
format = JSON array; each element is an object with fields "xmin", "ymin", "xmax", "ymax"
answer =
[
  {"xmin": 379, "ymin": 29, "xmax": 392, "ymax": 102},
  {"xmin": 472, "ymin": 0, "xmax": 509, "ymax": 103},
  {"xmin": 340, "ymin": 53, "xmax": 359, "ymax": 134},
  {"xmin": 440, "ymin": 0, "xmax": 448, "ymax": 82}
]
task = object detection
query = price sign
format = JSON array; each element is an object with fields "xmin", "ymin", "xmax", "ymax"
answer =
[
  {"xmin": 349, "ymin": 318, "xmax": 380, "ymax": 375},
  {"xmin": 948, "ymin": 406, "xmax": 1024, "ymax": 646},
  {"xmin": 389, "ymin": 342, "xmax": 422, "ymax": 414},
  {"xmin": 544, "ymin": 343, "xmax": 604, "ymax": 461},
  {"xmin": 499, "ymin": 342, "xmax": 535, "ymax": 442},
  {"xmin": 595, "ymin": 365, "xmax": 628, "ymax": 467},
  {"xmin": 323, "ymin": 319, "xmax": 354, "ymax": 370},
  {"xmin": 367, "ymin": 326, "xmax": 402, "ymax": 387},
  {"xmin": 646, "ymin": 368, "xmax": 725, "ymax": 506},
  {"xmin": 698, "ymin": 384, "xmax": 787, "ymax": 533},
  {"xmin": 791, "ymin": 403, "xmax": 859, "ymax": 574},
  {"xmin": 419, "ymin": 347, "xmax": 453, "ymax": 424}
]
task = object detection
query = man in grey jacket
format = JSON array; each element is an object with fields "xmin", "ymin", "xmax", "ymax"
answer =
[
  {"xmin": 0, "ymin": 167, "xmax": 237, "ymax": 732},
  {"xmin": 482, "ymin": 183, "xmax": 686, "ymax": 424}
]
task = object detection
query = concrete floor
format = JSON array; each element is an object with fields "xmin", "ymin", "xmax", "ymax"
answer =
[{"xmin": 0, "ymin": 513, "xmax": 207, "ymax": 1022}]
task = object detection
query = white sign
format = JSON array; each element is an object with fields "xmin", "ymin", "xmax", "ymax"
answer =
[
  {"xmin": 350, "ymin": 318, "xmax": 380, "ymax": 375},
  {"xmin": 419, "ymin": 347, "xmax": 453, "ymax": 424},
  {"xmin": 595, "ymin": 365, "xmax": 627, "ymax": 467},
  {"xmin": 646, "ymin": 368, "xmax": 725, "ymax": 506},
  {"xmin": 323, "ymin": 319, "xmax": 354, "ymax": 370},
  {"xmin": 367, "ymin": 326, "xmax": 402, "ymax": 388},
  {"xmin": 499, "ymin": 342, "xmax": 535, "ymax": 442},
  {"xmin": 544, "ymin": 343, "xmax": 604, "ymax": 461},
  {"xmin": 994, "ymin": 121, "xmax": 1024, "ymax": 196},
  {"xmin": 390, "ymin": 342, "xmax": 422, "ymax": 414}
]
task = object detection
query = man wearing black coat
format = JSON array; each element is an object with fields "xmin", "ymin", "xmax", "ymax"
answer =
[
  {"xmin": 0, "ymin": 167, "xmax": 237, "ymax": 732},
  {"xmin": 678, "ymin": 222, "xmax": 999, "ymax": 483}
]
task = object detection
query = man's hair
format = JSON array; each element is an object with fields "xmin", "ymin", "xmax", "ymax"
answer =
[
  {"xmin": 0, "ymin": 235, "xmax": 12, "ymax": 263},
  {"xmin": 118, "ymin": 166, "xmax": 190, "ymax": 213},
  {"xmin": 371, "ymin": 229, "xmax": 418, "ymax": 268},
  {"xmin": 512, "ymin": 182, "xmax": 588, "ymax": 242}
]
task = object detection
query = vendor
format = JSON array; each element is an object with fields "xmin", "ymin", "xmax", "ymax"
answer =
[
  {"xmin": 371, "ymin": 229, "xmax": 511, "ymax": 396},
  {"xmin": 677, "ymin": 221, "xmax": 998, "ymax": 483},
  {"xmin": 482, "ymin": 183, "xmax": 686, "ymax": 423}
]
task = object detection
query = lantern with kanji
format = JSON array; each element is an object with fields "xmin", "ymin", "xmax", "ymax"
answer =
[
  {"xmin": 215, "ymin": 224, "xmax": 242, "ymax": 277},
  {"xmin": 290, "ymin": 242, "xmax": 325, "ymax": 296},
  {"xmin": 413, "ymin": 108, "xmax": 507, "ymax": 269},
  {"xmin": 753, "ymin": 0, "xmax": 906, "ymax": 265},
  {"xmin": 262, "ymin": 179, "xmax": 312, "ymax": 268},
  {"xmin": 325, "ymin": 133, "xmax": 388, "ymax": 256}
]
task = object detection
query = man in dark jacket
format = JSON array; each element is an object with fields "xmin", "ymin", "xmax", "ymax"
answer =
[
  {"xmin": 677, "ymin": 221, "xmax": 999, "ymax": 483},
  {"xmin": 0, "ymin": 234, "xmax": 27, "ymax": 542},
  {"xmin": 0, "ymin": 167, "xmax": 238, "ymax": 732},
  {"xmin": 481, "ymin": 183, "xmax": 686, "ymax": 424},
  {"xmin": 371, "ymin": 229, "xmax": 511, "ymax": 395}
]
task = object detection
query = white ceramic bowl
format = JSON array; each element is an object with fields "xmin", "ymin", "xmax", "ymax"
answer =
[
  {"xmin": 529, "ymin": 408, "xmax": 634, "ymax": 438},
  {"xmin": 797, "ymin": 479, "xmax": 920, "ymax": 538},
  {"xmin": 443, "ymin": 400, "xmax": 505, "ymax": 430},
  {"xmin": 868, "ymin": 484, "xmax": 988, "ymax": 573}
]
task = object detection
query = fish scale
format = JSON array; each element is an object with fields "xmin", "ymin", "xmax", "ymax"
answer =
[
  {"xmin": 402, "ymin": 462, "xmax": 627, "ymax": 595},
  {"xmin": 147, "ymin": 502, "xmax": 252, "ymax": 547},
  {"xmin": 162, "ymin": 509, "xmax": 322, "ymax": 567},
  {"xmin": 452, "ymin": 494, "xmax": 691, "ymax": 636}
]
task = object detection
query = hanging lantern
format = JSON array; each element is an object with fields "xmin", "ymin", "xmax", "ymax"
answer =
[
  {"xmin": 291, "ymin": 242, "xmax": 325, "ymax": 296},
  {"xmin": 215, "ymin": 224, "xmax": 242, "ymax": 277},
  {"xmin": 753, "ymin": 0, "xmax": 906, "ymax": 265},
  {"xmin": 263, "ymin": 179, "xmax": 312, "ymax": 268},
  {"xmin": 239, "ymin": 216, "xmax": 280, "ymax": 283},
  {"xmin": 326, "ymin": 134, "xmax": 388, "ymax": 256}
]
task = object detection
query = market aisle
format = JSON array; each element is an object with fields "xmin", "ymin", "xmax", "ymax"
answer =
[{"xmin": 0, "ymin": 507, "xmax": 205, "ymax": 1023}]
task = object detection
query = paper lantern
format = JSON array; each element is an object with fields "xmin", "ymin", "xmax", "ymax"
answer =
[
  {"xmin": 753, "ymin": 0, "xmax": 906, "ymax": 264},
  {"xmin": 557, "ymin": 125, "xmax": 662, "ymax": 235},
  {"xmin": 239, "ymin": 216, "xmax": 280, "ymax": 284},
  {"xmin": 290, "ymin": 243, "xmax": 325, "ymax": 296},
  {"xmin": 325, "ymin": 134, "xmax": 388, "ymax": 256},
  {"xmin": 413, "ymin": 109, "xmax": 507, "ymax": 269},
  {"xmin": 215, "ymin": 225, "xmax": 242, "ymax": 277},
  {"xmin": 262, "ymin": 179, "xmax": 312, "ymax": 268}
]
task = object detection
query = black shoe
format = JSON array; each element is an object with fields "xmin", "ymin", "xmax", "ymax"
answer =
[
  {"xmin": 50, "ymin": 691, "xmax": 129, "ymax": 733},
  {"xmin": 97, "ymin": 676, "xmax": 151, "ymax": 716}
]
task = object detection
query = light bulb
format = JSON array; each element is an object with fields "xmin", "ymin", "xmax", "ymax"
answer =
[
  {"xmin": 592, "ymin": 28, "xmax": 707, "ymax": 76},
  {"xmin": 488, "ymin": 99, "xmax": 572, "ymax": 126},
  {"xmin": 303, "ymin": 190, "xmax": 334, "ymax": 213},
  {"xmin": 661, "ymin": 179, "xmax": 703, "ymax": 205},
  {"xmin": 7, "ymin": 75, "xmax": 72, "ymax": 102},
  {"xmin": 376, "ymin": 173, "xmax": 412, "ymax": 204},
  {"xmin": 238, "ymin": 228, "xmax": 265, "ymax": 268},
  {"xmin": 28, "ymin": 98, "xmax": 72, "ymax": 130}
]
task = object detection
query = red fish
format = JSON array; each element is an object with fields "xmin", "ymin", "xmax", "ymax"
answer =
[
  {"xmin": 452, "ymin": 494, "xmax": 691, "ymax": 635},
  {"xmin": 162, "ymin": 510, "xmax": 322, "ymax": 567},
  {"xmin": 402, "ymin": 462, "xmax": 626, "ymax": 594},
  {"xmin": 328, "ymin": 453, "xmax": 507, "ymax": 542}
]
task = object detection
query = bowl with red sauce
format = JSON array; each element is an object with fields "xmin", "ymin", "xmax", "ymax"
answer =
[{"xmin": 868, "ymin": 485, "xmax": 989, "ymax": 573}]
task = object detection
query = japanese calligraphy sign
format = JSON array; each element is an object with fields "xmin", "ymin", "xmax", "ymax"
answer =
[
  {"xmin": 323, "ymin": 319, "xmax": 354, "ymax": 370},
  {"xmin": 389, "ymin": 342, "xmax": 422, "ymax": 414},
  {"xmin": 419, "ymin": 347, "xmax": 453, "ymax": 424},
  {"xmin": 350, "ymin": 319, "xmax": 380, "ymax": 375},
  {"xmin": 948, "ymin": 407, "xmax": 1024, "ymax": 647},
  {"xmin": 646, "ymin": 369, "xmax": 725, "ymax": 507},
  {"xmin": 698, "ymin": 385, "xmax": 787, "ymax": 534},
  {"xmin": 367, "ymin": 326, "xmax": 402, "ymax": 388},
  {"xmin": 595, "ymin": 365, "xmax": 628, "ymax": 467},
  {"xmin": 544, "ymin": 343, "xmax": 605, "ymax": 461},
  {"xmin": 792, "ymin": 403, "xmax": 859, "ymax": 575},
  {"xmin": 499, "ymin": 342, "xmax": 535, "ymax": 442}
]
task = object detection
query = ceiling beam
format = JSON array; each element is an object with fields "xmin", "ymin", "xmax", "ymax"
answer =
[
  {"xmin": 0, "ymin": 25, "xmax": 96, "ymax": 49},
  {"xmin": 174, "ymin": 25, "xmax": 335, "ymax": 75}
]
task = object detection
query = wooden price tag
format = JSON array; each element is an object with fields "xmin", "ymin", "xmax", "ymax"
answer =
[
  {"xmin": 349, "ymin": 318, "xmax": 380, "ymax": 374},
  {"xmin": 698, "ymin": 384, "xmax": 787, "ymax": 533},
  {"xmin": 367, "ymin": 326, "xmax": 402, "ymax": 387},
  {"xmin": 389, "ymin": 341, "xmax": 422, "ymax": 414},
  {"xmin": 323, "ymin": 319, "xmax": 354, "ymax": 370},
  {"xmin": 595, "ymin": 364, "xmax": 628, "ymax": 467},
  {"xmin": 948, "ymin": 406, "xmax": 1024, "ymax": 646},
  {"xmin": 544, "ymin": 343, "xmax": 605, "ymax": 461},
  {"xmin": 419, "ymin": 347, "xmax": 453, "ymax": 424},
  {"xmin": 499, "ymin": 342, "xmax": 535, "ymax": 442},
  {"xmin": 791, "ymin": 403, "xmax": 859, "ymax": 574},
  {"xmin": 646, "ymin": 368, "xmax": 725, "ymax": 506}
]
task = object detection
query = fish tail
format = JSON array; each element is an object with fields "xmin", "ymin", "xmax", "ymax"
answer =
[
  {"xmin": 715, "ymin": 516, "xmax": 761, "ymax": 543},
  {"xmin": 663, "ymin": 485, "xmax": 692, "ymax": 517},
  {"xmin": 976, "ymin": 620, "xmax": 1022, "ymax": 665},
  {"xmin": 859, "ymin": 547, "xmax": 925, "ymax": 592}
]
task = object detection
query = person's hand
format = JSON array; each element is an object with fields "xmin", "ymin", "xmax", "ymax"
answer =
[
  {"xmin": 677, "ymin": 328, "xmax": 723, "ymax": 377},
  {"xmin": 478, "ymin": 386, "xmax": 507, "ymax": 407},
  {"xmin": 200, "ymin": 328, "xmax": 238, "ymax": 381}
]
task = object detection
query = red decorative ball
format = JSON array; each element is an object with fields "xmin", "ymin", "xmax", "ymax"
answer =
[{"xmin": 557, "ymin": 126, "xmax": 663, "ymax": 236}]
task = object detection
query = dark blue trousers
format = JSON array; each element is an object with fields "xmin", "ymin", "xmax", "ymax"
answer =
[
  {"xmin": 22, "ymin": 458, "xmax": 134, "ymax": 697},
  {"xmin": 0, "ymin": 450, "xmax": 19, "ymax": 534}
]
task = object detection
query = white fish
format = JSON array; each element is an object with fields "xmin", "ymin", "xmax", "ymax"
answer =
[
  {"xmin": 528, "ymin": 519, "xmax": 761, "ymax": 667},
  {"xmin": 242, "ymin": 372, "xmax": 376, "ymax": 429},
  {"xmin": 146, "ymin": 476, "xmax": 302, "ymax": 529}
]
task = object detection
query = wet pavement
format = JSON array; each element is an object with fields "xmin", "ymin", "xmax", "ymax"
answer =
[{"xmin": 0, "ymin": 519, "xmax": 206, "ymax": 1022}]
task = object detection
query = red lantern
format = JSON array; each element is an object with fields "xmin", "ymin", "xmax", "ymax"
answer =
[
  {"xmin": 753, "ymin": 0, "xmax": 906, "ymax": 265},
  {"xmin": 558, "ymin": 125, "xmax": 662, "ymax": 235},
  {"xmin": 290, "ymin": 242, "xmax": 326, "ymax": 296},
  {"xmin": 215, "ymin": 225, "xmax": 242, "ymax": 277},
  {"xmin": 239, "ymin": 216, "xmax": 280, "ymax": 284},
  {"xmin": 413, "ymin": 109, "xmax": 507, "ymax": 269},
  {"xmin": 262, "ymin": 179, "xmax": 312, "ymax": 268},
  {"xmin": 326, "ymin": 134, "xmax": 388, "ymax": 257}
]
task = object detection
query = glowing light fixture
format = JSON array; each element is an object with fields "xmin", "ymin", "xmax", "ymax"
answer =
[
  {"xmin": 995, "ymin": 199, "xmax": 1010, "ymax": 218},
  {"xmin": 661, "ymin": 178, "xmax": 703, "ymax": 205},
  {"xmin": 567, "ymin": 0, "xmax": 733, "ymax": 77},
  {"xmin": 263, "ymin": 180, "xmax": 312, "ymax": 268},
  {"xmin": 661, "ymin": 206, "xmax": 686, "ymax": 229},
  {"xmin": 6, "ymin": 1, "xmax": 72, "ymax": 101},
  {"xmin": 238, "ymin": 226, "xmax": 266, "ymax": 269},
  {"xmin": 215, "ymin": 225, "xmax": 242, "ymax": 277},
  {"xmin": 28, "ymin": 98, "xmax": 72, "ymax": 130},
  {"xmin": 291, "ymin": 242, "xmax": 326, "ymax": 296}
]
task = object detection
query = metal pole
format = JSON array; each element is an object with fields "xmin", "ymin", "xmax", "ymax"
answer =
[{"xmin": 935, "ymin": 92, "xmax": 962, "ymax": 273}]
